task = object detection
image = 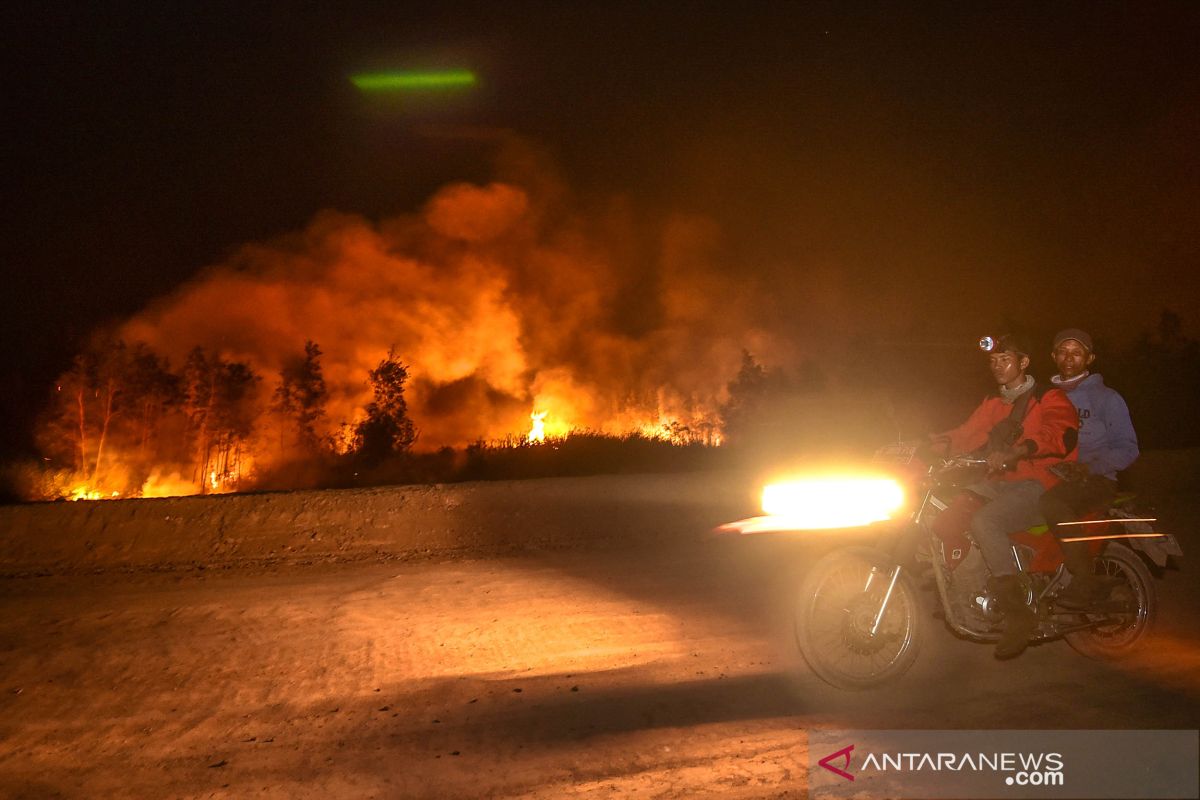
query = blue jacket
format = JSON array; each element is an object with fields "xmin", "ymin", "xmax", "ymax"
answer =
[{"xmin": 1056, "ymin": 373, "xmax": 1139, "ymax": 480}]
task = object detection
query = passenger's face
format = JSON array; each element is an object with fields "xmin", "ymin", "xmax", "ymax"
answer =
[
  {"xmin": 989, "ymin": 350, "xmax": 1029, "ymax": 388},
  {"xmin": 1052, "ymin": 339, "xmax": 1094, "ymax": 380}
]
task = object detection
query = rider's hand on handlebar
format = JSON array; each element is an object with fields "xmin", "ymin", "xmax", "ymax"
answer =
[
  {"xmin": 985, "ymin": 443, "xmax": 1028, "ymax": 473},
  {"xmin": 984, "ymin": 450, "xmax": 1010, "ymax": 472}
]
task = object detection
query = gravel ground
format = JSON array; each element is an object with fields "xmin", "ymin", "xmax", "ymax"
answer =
[{"xmin": 1, "ymin": 501, "xmax": 1197, "ymax": 799}]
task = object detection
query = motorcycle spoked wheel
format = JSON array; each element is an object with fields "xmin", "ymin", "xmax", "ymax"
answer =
[
  {"xmin": 795, "ymin": 546, "xmax": 922, "ymax": 690},
  {"xmin": 1064, "ymin": 544, "xmax": 1156, "ymax": 660}
]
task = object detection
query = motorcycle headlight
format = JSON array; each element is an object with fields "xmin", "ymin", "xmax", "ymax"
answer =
[{"xmin": 760, "ymin": 476, "xmax": 906, "ymax": 529}]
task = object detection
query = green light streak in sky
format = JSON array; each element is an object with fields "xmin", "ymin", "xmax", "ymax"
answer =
[{"xmin": 351, "ymin": 70, "xmax": 477, "ymax": 91}]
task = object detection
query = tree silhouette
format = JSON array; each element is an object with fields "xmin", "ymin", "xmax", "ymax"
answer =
[
  {"xmin": 126, "ymin": 344, "xmax": 180, "ymax": 462},
  {"xmin": 718, "ymin": 350, "xmax": 768, "ymax": 444},
  {"xmin": 37, "ymin": 351, "xmax": 97, "ymax": 475},
  {"xmin": 36, "ymin": 339, "xmax": 134, "ymax": 479},
  {"xmin": 354, "ymin": 348, "xmax": 417, "ymax": 463},
  {"xmin": 182, "ymin": 347, "xmax": 261, "ymax": 490},
  {"xmin": 719, "ymin": 350, "xmax": 814, "ymax": 445},
  {"xmin": 273, "ymin": 340, "xmax": 328, "ymax": 454}
]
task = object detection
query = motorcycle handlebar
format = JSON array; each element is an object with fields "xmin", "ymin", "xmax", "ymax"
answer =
[
  {"xmin": 945, "ymin": 456, "xmax": 988, "ymax": 466},
  {"xmin": 873, "ymin": 444, "xmax": 998, "ymax": 475},
  {"xmin": 927, "ymin": 455, "xmax": 991, "ymax": 479}
]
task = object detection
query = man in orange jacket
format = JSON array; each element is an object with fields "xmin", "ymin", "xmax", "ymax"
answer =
[{"xmin": 932, "ymin": 333, "xmax": 1079, "ymax": 659}]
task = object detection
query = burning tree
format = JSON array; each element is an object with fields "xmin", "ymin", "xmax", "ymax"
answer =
[
  {"xmin": 182, "ymin": 347, "xmax": 261, "ymax": 492},
  {"xmin": 38, "ymin": 351, "xmax": 104, "ymax": 479},
  {"xmin": 35, "ymin": 337, "xmax": 183, "ymax": 497},
  {"xmin": 37, "ymin": 339, "xmax": 153, "ymax": 492},
  {"xmin": 273, "ymin": 340, "xmax": 329, "ymax": 455},
  {"xmin": 352, "ymin": 349, "xmax": 417, "ymax": 463},
  {"xmin": 125, "ymin": 345, "xmax": 182, "ymax": 462}
]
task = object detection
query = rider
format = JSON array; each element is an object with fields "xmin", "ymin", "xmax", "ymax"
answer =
[
  {"xmin": 931, "ymin": 333, "xmax": 1079, "ymax": 659},
  {"xmin": 1038, "ymin": 328, "xmax": 1140, "ymax": 608}
]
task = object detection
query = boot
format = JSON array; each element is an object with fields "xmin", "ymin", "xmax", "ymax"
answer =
[
  {"xmin": 1055, "ymin": 540, "xmax": 1117, "ymax": 610},
  {"xmin": 988, "ymin": 575, "xmax": 1037, "ymax": 660}
]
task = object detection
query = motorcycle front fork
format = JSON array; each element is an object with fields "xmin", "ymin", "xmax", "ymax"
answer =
[{"xmin": 863, "ymin": 563, "xmax": 903, "ymax": 636}]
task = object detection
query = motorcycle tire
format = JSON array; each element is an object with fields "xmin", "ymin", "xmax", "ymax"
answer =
[
  {"xmin": 794, "ymin": 546, "xmax": 922, "ymax": 690},
  {"xmin": 1064, "ymin": 543, "xmax": 1156, "ymax": 660}
]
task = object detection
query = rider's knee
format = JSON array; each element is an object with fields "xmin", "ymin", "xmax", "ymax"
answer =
[{"xmin": 1039, "ymin": 492, "xmax": 1074, "ymax": 530}]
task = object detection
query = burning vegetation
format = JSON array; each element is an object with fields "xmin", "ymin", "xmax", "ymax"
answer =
[
  {"xmin": 25, "ymin": 176, "xmax": 765, "ymax": 500},
  {"xmin": 30, "ymin": 334, "xmax": 731, "ymax": 501}
]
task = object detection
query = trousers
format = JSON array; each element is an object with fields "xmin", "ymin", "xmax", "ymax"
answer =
[
  {"xmin": 1040, "ymin": 475, "xmax": 1118, "ymax": 537},
  {"xmin": 966, "ymin": 479, "xmax": 1046, "ymax": 576}
]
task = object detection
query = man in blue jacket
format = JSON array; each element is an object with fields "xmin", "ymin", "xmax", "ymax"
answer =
[{"xmin": 1038, "ymin": 328, "xmax": 1140, "ymax": 608}]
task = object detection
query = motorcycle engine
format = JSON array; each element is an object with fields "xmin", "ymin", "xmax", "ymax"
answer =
[{"xmin": 947, "ymin": 547, "xmax": 1001, "ymax": 630}]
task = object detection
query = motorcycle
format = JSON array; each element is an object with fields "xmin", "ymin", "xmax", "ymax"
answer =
[{"xmin": 720, "ymin": 444, "xmax": 1183, "ymax": 690}]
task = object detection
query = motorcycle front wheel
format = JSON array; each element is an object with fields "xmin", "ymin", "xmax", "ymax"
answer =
[
  {"xmin": 795, "ymin": 546, "xmax": 922, "ymax": 690},
  {"xmin": 1064, "ymin": 543, "xmax": 1156, "ymax": 660}
]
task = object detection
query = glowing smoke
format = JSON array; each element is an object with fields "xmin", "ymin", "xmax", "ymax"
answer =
[{"xmin": 118, "ymin": 177, "xmax": 777, "ymax": 449}]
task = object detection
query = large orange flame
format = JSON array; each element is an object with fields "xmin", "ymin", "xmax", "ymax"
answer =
[{"xmin": 527, "ymin": 411, "xmax": 548, "ymax": 443}]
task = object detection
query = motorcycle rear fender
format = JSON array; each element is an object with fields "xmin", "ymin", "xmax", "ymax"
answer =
[
  {"xmin": 1123, "ymin": 532, "xmax": 1183, "ymax": 568},
  {"xmin": 1107, "ymin": 514, "xmax": 1183, "ymax": 568}
]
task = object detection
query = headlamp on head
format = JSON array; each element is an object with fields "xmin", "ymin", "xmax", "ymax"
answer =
[{"xmin": 978, "ymin": 333, "xmax": 1029, "ymax": 357}]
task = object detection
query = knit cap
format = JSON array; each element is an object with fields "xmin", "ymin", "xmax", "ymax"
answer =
[{"xmin": 1053, "ymin": 328, "xmax": 1093, "ymax": 352}]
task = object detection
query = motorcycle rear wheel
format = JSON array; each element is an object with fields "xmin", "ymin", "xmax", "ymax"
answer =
[
  {"xmin": 795, "ymin": 546, "xmax": 922, "ymax": 690},
  {"xmin": 1064, "ymin": 544, "xmax": 1156, "ymax": 660}
]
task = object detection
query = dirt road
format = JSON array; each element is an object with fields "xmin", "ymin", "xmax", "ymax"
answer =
[{"xmin": 2, "ymin": 512, "xmax": 1197, "ymax": 798}]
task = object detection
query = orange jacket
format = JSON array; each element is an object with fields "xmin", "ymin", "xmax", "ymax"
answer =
[{"xmin": 945, "ymin": 384, "xmax": 1079, "ymax": 489}]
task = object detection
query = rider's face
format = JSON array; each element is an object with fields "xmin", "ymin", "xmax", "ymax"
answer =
[
  {"xmin": 1052, "ymin": 339, "xmax": 1095, "ymax": 380},
  {"xmin": 988, "ymin": 350, "xmax": 1029, "ymax": 389}
]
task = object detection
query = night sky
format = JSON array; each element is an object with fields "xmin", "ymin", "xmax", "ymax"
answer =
[{"xmin": 3, "ymin": 3, "xmax": 1198, "ymax": 458}]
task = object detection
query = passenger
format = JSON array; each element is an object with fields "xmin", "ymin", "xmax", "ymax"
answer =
[
  {"xmin": 1038, "ymin": 328, "xmax": 1140, "ymax": 608},
  {"xmin": 930, "ymin": 333, "xmax": 1079, "ymax": 659}
]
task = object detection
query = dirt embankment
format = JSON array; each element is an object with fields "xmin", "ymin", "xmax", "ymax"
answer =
[
  {"xmin": 0, "ymin": 472, "xmax": 758, "ymax": 575},
  {"xmin": 1, "ymin": 449, "xmax": 1195, "ymax": 576}
]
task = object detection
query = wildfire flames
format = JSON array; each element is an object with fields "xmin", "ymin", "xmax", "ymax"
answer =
[
  {"xmin": 527, "ymin": 412, "xmax": 548, "ymax": 444},
  {"xmin": 122, "ymin": 180, "xmax": 754, "ymax": 443},
  {"xmin": 69, "ymin": 485, "xmax": 119, "ymax": 502},
  {"xmin": 39, "ymin": 166, "xmax": 774, "ymax": 500}
]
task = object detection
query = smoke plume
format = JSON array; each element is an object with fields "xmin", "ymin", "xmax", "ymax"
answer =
[{"xmin": 118, "ymin": 169, "xmax": 777, "ymax": 451}]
